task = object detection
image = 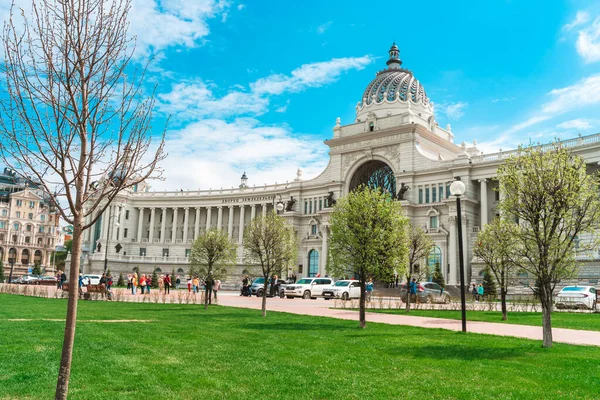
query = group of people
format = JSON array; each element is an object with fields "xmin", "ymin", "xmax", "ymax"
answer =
[
  {"xmin": 186, "ymin": 275, "xmax": 222, "ymax": 300},
  {"xmin": 472, "ymin": 283, "xmax": 485, "ymax": 301},
  {"xmin": 127, "ymin": 273, "xmax": 180, "ymax": 295},
  {"xmin": 55, "ymin": 270, "xmax": 67, "ymax": 289}
]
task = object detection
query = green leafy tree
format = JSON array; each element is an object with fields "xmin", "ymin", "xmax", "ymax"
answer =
[
  {"xmin": 151, "ymin": 270, "xmax": 159, "ymax": 288},
  {"xmin": 431, "ymin": 263, "xmax": 445, "ymax": 289},
  {"xmin": 243, "ymin": 213, "xmax": 298, "ymax": 317},
  {"xmin": 190, "ymin": 228, "xmax": 237, "ymax": 309},
  {"xmin": 404, "ymin": 224, "xmax": 434, "ymax": 311},
  {"xmin": 32, "ymin": 263, "xmax": 42, "ymax": 276},
  {"xmin": 474, "ymin": 218, "xmax": 518, "ymax": 320},
  {"xmin": 117, "ymin": 273, "xmax": 125, "ymax": 287},
  {"xmin": 327, "ymin": 187, "xmax": 409, "ymax": 328},
  {"xmin": 497, "ymin": 144, "xmax": 600, "ymax": 347},
  {"xmin": 482, "ymin": 266, "xmax": 497, "ymax": 299},
  {"xmin": 106, "ymin": 269, "xmax": 111, "ymax": 279}
]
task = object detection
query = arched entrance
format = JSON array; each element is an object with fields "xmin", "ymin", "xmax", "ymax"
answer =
[
  {"xmin": 21, "ymin": 249, "xmax": 30, "ymax": 265},
  {"xmin": 308, "ymin": 249, "xmax": 319, "ymax": 277},
  {"xmin": 8, "ymin": 248, "xmax": 16, "ymax": 263},
  {"xmin": 349, "ymin": 160, "xmax": 396, "ymax": 195},
  {"xmin": 34, "ymin": 250, "xmax": 43, "ymax": 265}
]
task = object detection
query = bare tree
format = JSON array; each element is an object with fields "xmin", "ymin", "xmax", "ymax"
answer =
[
  {"xmin": 404, "ymin": 224, "xmax": 434, "ymax": 312},
  {"xmin": 243, "ymin": 212, "xmax": 297, "ymax": 317},
  {"xmin": 0, "ymin": 1, "xmax": 166, "ymax": 398}
]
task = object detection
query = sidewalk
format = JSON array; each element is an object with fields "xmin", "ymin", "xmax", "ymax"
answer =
[{"xmin": 215, "ymin": 292, "xmax": 600, "ymax": 347}]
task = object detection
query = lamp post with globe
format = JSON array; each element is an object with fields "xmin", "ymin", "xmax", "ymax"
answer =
[
  {"xmin": 450, "ymin": 177, "xmax": 467, "ymax": 333},
  {"xmin": 273, "ymin": 194, "xmax": 285, "ymax": 214}
]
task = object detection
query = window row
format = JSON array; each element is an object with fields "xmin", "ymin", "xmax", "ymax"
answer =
[
  {"xmin": 13, "ymin": 200, "xmax": 36, "ymax": 209},
  {"xmin": 304, "ymin": 196, "xmax": 329, "ymax": 214},
  {"xmin": 418, "ymin": 183, "xmax": 452, "ymax": 204}
]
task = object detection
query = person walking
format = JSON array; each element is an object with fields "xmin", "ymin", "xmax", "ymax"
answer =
[
  {"xmin": 187, "ymin": 277, "xmax": 192, "ymax": 293},
  {"xmin": 213, "ymin": 278, "xmax": 221, "ymax": 301},
  {"xmin": 176, "ymin": 275, "xmax": 181, "ymax": 290},
  {"xmin": 60, "ymin": 270, "xmax": 67, "ymax": 290},
  {"xmin": 204, "ymin": 272, "xmax": 214, "ymax": 305},
  {"xmin": 56, "ymin": 270, "xmax": 62, "ymax": 290},
  {"xmin": 127, "ymin": 274, "xmax": 132, "ymax": 291},
  {"xmin": 164, "ymin": 274, "xmax": 171, "ymax": 295},
  {"xmin": 107, "ymin": 274, "xmax": 113, "ymax": 291},
  {"xmin": 477, "ymin": 284, "xmax": 484, "ymax": 301},
  {"xmin": 140, "ymin": 274, "xmax": 147, "ymax": 294},
  {"xmin": 365, "ymin": 278, "xmax": 374, "ymax": 302},
  {"xmin": 409, "ymin": 277, "xmax": 417, "ymax": 303},
  {"xmin": 471, "ymin": 283, "xmax": 478, "ymax": 302},
  {"xmin": 132, "ymin": 272, "xmax": 138, "ymax": 295},
  {"xmin": 192, "ymin": 276, "xmax": 199, "ymax": 294},
  {"xmin": 241, "ymin": 275, "xmax": 249, "ymax": 296}
]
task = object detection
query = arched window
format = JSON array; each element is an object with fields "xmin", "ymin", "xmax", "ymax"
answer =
[
  {"xmin": 369, "ymin": 122, "xmax": 375, "ymax": 131},
  {"xmin": 427, "ymin": 245, "xmax": 442, "ymax": 274},
  {"xmin": 308, "ymin": 250, "xmax": 319, "ymax": 277}
]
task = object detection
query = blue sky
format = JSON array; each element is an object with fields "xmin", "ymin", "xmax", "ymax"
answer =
[{"xmin": 5, "ymin": 0, "xmax": 600, "ymax": 191}]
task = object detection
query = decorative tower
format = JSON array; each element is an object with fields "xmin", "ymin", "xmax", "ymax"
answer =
[
  {"xmin": 386, "ymin": 42, "xmax": 402, "ymax": 69},
  {"xmin": 239, "ymin": 171, "xmax": 248, "ymax": 189}
]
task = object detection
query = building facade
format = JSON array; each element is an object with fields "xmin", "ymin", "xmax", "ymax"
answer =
[
  {"xmin": 0, "ymin": 168, "xmax": 61, "ymax": 277},
  {"xmin": 82, "ymin": 44, "xmax": 600, "ymax": 288}
]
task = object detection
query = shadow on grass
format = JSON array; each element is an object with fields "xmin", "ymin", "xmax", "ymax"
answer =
[
  {"xmin": 396, "ymin": 343, "xmax": 525, "ymax": 361},
  {"xmin": 240, "ymin": 322, "xmax": 352, "ymax": 331}
]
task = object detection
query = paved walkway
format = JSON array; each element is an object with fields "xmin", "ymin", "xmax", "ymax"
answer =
[{"xmin": 3, "ymin": 285, "xmax": 599, "ymax": 347}]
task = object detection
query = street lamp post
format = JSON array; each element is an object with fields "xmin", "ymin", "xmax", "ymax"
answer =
[
  {"xmin": 103, "ymin": 207, "xmax": 120, "ymax": 274},
  {"xmin": 450, "ymin": 177, "xmax": 467, "ymax": 333},
  {"xmin": 8, "ymin": 258, "xmax": 15, "ymax": 283},
  {"xmin": 273, "ymin": 194, "xmax": 285, "ymax": 214}
]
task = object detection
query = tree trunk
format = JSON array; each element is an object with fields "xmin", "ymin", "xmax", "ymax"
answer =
[
  {"xmin": 404, "ymin": 276, "xmax": 411, "ymax": 313},
  {"xmin": 55, "ymin": 218, "xmax": 83, "ymax": 400},
  {"xmin": 359, "ymin": 282, "xmax": 366, "ymax": 328},
  {"xmin": 500, "ymin": 288, "xmax": 507, "ymax": 321},
  {"xmin": 540, "ymin": 290, "xmax": 553, "ymax": 348},
  {"xmin": 261, "ymin": 280, "xmax": 268, "ymax": 317}
]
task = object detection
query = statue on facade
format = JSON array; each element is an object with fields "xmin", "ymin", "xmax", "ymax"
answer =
[
  {"xmin": 326, "ymin": 191, "xmax": 336, "ymax": 207},
  {"xmin": 96, "ymin": 242, "xmax": 102, "ymax": 252},
  {"xmin": 285, "ymin": 196, "xmax": 296, "ymax": 212},
  {"xmin": 396, "ymin": 182, "xmax": 410, "ymax": 200},
  {"xmin": 115, "ymin": 243, "xmax": 122, "ymax": 253}
]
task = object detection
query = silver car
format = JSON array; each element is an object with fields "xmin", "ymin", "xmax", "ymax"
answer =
[{"xmin": 400, "ymin": 281, "xmax": 451, "ymax": 304}]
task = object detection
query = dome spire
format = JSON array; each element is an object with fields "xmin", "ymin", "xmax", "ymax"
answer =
[{"xmin": 386, "ymin": 42, "xmax": 402, "ymax": 69}]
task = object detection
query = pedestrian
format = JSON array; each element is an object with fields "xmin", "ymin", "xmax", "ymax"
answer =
[
  {"xmin": 478, "ymin": 284, "xmax": 484, "ymax": 301},
  {"xmin": 132, "ymin": 272, "xmax": 138, "ymax": 295},
  {"xmin": 187, "ymin": 277, "xmax": 192, "ymax": 293},
  {"xmin": 100, "ymin": 273, "xmax": 107, "ymax": 286},
  {"xmin": 213, "ymin": 278, "xmax": 221, "ymax": 300},
  {"xmin": 107, "ymin": 274, "xmax": 113, "ymax": 291},
  {"xmin": 365, "ymin": 278, "xmax": 374, "ymax": 302},
  {"xmin": 192, "ymin": 276, "xmax": 199, "ymax": 294},
  {"xmin": 291, "ymin": 273, "xmax": 296, "ymax": 283},
  {"xmin": 56, "ymin": 270, "xmax": 62, "ymax": 289},
  {"xmin": 176, "ymin": 275, "xmax": 181, "ymax": 290},
  {"xmin": 78, "ymin": 273, "xmax": 84, "ymax": 298},
  {"xmin": 471, "ymin": 283, "xmax": 478, "ymax": 302},
  {"xmin": 164, "ymin": 274, "xmax": 171, "ymax": 294},
  {"xmin": 395, "ymin": 274, "xmax": 399, "ymax": 288},
  {"xmin": 146, "ymin": 275, "xmax": 152, "ymax": 294},
  {"xmin": 60, "ymin": 270, "xmax": 67, "ymax": 290},
  {"xmin": 241, "ymin": 275, "xmax": 250, "ymax": 296},
  {"xmin": 409, "ymin": 277, "xmax": 417, "ymax": 303},
  {"xmin": 127, "ymin": 274, "xmax": 132, "ymax": 290}
]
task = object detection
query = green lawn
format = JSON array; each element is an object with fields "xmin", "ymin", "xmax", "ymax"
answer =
[
  {"xmin": 1, "ymin": 294, "xmax": 599, "ymax": 399},
  {"xmin": 361, "ymin": 308, "xmax": 600, "ymax": 331}
]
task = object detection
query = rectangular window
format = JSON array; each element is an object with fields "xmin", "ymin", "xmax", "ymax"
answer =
[
  {"xmin": 162, "ymin": 248, "xmax": 169, "ymax": 257},
  {"xmin": 309, "ymin": 201, "xmax": 312, "ymax": 214},
  {"xmin": 311, "ymin": 225, "xmax": 318, "ymax": 235},
  {"xmin": 125, "ymin": 210, "xmax": 129, "ymax": 220},
  {"xmin": 304, "ymin": 201, "xmax": 308, "ymax": 214},
  {"xmin": 446, "ymin": 184, "xmax": 451, "ymax": 198},
  {"xmin": 425, "ymin": 188, "xmax": 430, "ymax": 203},
  {"xmin": 430, "ymin": 216, "xmax": 438, "ymax": 229},
  {"xmin": 418, "ymin": 188, "xmax": 423, "ymax": 204},
  {"xmin": 495, "ymin": 189, "xmax": 500, "ymax": 201},
  {"xmin": 1, "ymin": 209, "xmax": 6, "ymax": 216},
  {"xmin": 29, "ymin": 201, "xmax": 35, "ymax": 209},
  {"xmin": 28, "ymin": 213, "xmax": 33, "ymax": 219},
  {"xmin": 40, "ymin": 215, "xmax": 45, "ymax": 221},
  {"xmin": 26, "ymin": 225, "xmax": 32, "ymax": 232},
  {"xmin": 439, "ymin": 185, "xmax": 444, "ymax": 200},
  {"xmin": 139, "ymin": 248, "xmax": 146, "ymax": 256},
  {"xmin": 185, "ymin": 249, "xmax": 191, "ymax": 258},
  {"xmin": 319, "ymin": 199, "xmax": 322, "ymax": 211},
  {"xmin": 432, "ymin": 187, "xmax": 437, "ymax": 202},
  {"xmin": 0, "ymin": 221, "xmax": 5, "ymax": 229},
  {"xmin": 16, "ymin": 200, "xmax": 22, "ymax": 207},
  {"xmin": 16, "ymin": 211, "xmax": 20, "ymax": 218},
  {"xmin": 123, "ymin": 228, "xmax": 128, "ymax": 238},
  {"xmin": 39, "ymin": 226, "xmax": 44, "ymax": 233}
]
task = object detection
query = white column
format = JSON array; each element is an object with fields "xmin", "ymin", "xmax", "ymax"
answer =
[
  {"xmin": 183, "ymin": 207, "xmax": 189, "ymax": 243},
  {"xmin": 217, "ymin": 206, "xmax": 223, "ymax": 231},
  {"xmin": 238, "ymin": 205, "xmax": 245, "ymax": 243},
  {"xmin": 227, "ymin": 206, "xmax": 234, "ymax": 238},
  {"xmin": 261, "ymin": 203, "xmax": 267, "ymax": 218},
  {"xmin": 137, "ymin": 207, "xmax": 144, "ymax": 242},
  {"xmin": 461, "ymin": 215, "xmax": 469, "ymax": 283},
  {"xmin": 160, "ymin": 207, "xmax": 167, "ymax": 243},
  {"xmin": 448, "ymin": 217, "xmax": 457, "ymax": 285},
  {"xmin": 172, "ymin": 207, "xmax": 178, "ymax": 242},
  {"xmin": 101, "ymin": 206, "xmax": 110, "ymax": 240},
  {"xmin": 251, "ymin": 204, "xmax": 256, "ymax": 220},
  {"xmin": 206, "ymin": 207, "xmax": 212, "ymax": 231},
  {"xmin": 480, "ymin": 179, "xmax": 488, "ymax": 229},
  {"xmin": 320, "ymin": 226, "xmax": 328, "ymax": 277},
  {"xmin": 111, "ymin": 206, "xmax": 119, "ymax": 240},
  {"xmin": 148, "ymin": 208, "xmax": 155, "ymax": 243},
  {"xmin": 194, "ymin": 207, "xmax": 200, "ymax": 240}
]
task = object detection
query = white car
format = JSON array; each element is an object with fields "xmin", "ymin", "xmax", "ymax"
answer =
[
  {"xmin": 322, "ymin": 280, "xmax": 362, "ymax": 300},
  {"xmin": 82, "ymin": 274, "xmax": 102, "ymax": 286},
  {"xmin": 555, "ymin": 286, "xmax": 597, "ymax": 310},
  {"xmin": 284, "ymin": 277, "xmax": 333, "ymax": 299}
]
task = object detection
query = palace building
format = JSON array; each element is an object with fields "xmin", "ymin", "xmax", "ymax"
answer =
[{"xmin": 81, "ymin": 44, "xmax": 600, "ymax": 288}]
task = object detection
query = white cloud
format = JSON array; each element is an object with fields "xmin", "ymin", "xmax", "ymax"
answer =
[
  {"xmin": 438, "ymin": 101, "xmax": 468, "ymax": 120},
  {"xmin": 158, "ymin": 56, "xmax": 374, "ymax": 117},
  {"xmin": 316, "ymin": 21, "xmax": 333, "ymax": 34},
  {"xmin": 237, "ymin": 4, "xmax": 245, "ymax": 10},
  {"xmin": 576, "ymin": 16, "xmax": 600, "ymax": 63},
  {"xmin": 563, "ymin": 11, "xmax": 591, "ymax": 31},
  {"xmin": 556, "ymin": 119, "xmax": 596, "ymax": 130},
  {"xmin": 542, "ymin": 74, "xmax": 600, "ymax": 113},
  {"xmin": 152, "ymin": 118, "xmax": 328, "ymax": 191}
]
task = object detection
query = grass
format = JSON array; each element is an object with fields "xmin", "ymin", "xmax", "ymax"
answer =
[
  {"xmin": 0, "ymin": 294, "xmax": 599, "ymax": 399},
  {"xmin": 360, "ymin": 308, "xmax": 600, "ymax": 331}
]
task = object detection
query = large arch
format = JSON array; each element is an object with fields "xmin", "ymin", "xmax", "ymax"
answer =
[
  {"xmin": 348, "ymin": 159, "xmax": 397, "ymax": 195},
  {"xmin": 8, "ymin": 247, "xmax": 17, "ymax": 263},
  {"xmin": 308, "ymin": 249, "xmax": 319, "ymax": 277},
  {"xmin": 21, "ymin": 249, "xmax": 30, "ymax": 265},
  {"xmin": 34, "ymin": 250, "xmax": 43, "ymax": 265}
]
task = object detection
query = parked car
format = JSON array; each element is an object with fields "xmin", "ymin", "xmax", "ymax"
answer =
[
  {"xmin": 250, "ymin": 277, "xmax": 287, "ymax": 297},
  {"xmin": 399, "ymin": 281, "xmax": 451, "ymax": 304},
  {"xmin": 555, "ymin": 286, "xmax": 597, "ymax": 310},
  {"xmin": 284, "ymin": 277, "xmax": 334, "ymax": 299},
  {"xmin": 82, "ymin": 274, "xmax": 102, "ymax": 286},
  {"xmin": 20, "ymin": 275, "xmax": 41, "ymax": 284},
  {"xmin": 322, "ymin": 280, "xmax": 362, "ymax": 300}
]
